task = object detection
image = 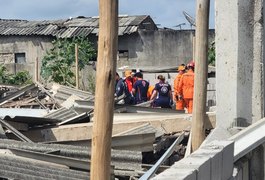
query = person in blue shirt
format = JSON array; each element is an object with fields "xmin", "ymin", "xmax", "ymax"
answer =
[
  {"xmin": 115, "ymin": 72, "xmax": 134, "ymax": 104},
  {"xmin": 150, "ymin": 75, "xmax": 173, "ymax": 108},
  {"xmin": 132, "ymin": 72, "xmax": 149, "ymax": 104}
]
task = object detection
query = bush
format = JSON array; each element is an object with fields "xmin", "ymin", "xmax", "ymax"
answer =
[{"xmin": 0, "ymin": 64, "xmax": 32, "ymax": 85}]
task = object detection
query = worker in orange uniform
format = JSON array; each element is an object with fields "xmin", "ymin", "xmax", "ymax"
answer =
[
  {"xmin": 178, "ymin": 61, "xmax": 195, "ymax": 113},
  {"xmin": 147, "ymin": 85, "xmax": 155, "ymax": 100},
  {"xmin": 174, "ymin": 64, "xmax": 186, "ymax": 110}
]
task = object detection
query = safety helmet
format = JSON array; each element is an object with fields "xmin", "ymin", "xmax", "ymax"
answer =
[
  {"xmin": 178, "ymin": 65, "xmax": 186, "ymax": 71},
  {"xmin": 187, "ymin": 60, "xmax": 195, "ymax": 68},
  {"xmin": 124, "ymin": 70, "xmax": 132, "ymax": 78}
]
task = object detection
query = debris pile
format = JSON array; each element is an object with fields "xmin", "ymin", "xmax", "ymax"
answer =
[{"xmin": 0, "ymin": 83, "xmax": 215, "ymax": 179}]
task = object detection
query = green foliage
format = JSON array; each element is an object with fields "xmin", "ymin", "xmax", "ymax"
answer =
[
  {"xmin": 41, "ymin": 37, "xmax": 96, "ymax": 86},
  {"xmin": 0, "ymin": 64, "xmax": 32, "ymax": 85},
  {"xmin": 87, "ymin": 73, "xmax": 96, "ymax": 94},
  {"xmin": 7, "ymin": 71, "xmax": 32, "ymax": 85},
  {"xmin": 208, "ymin": 41, "xmax": 215, "ymax": 66}
]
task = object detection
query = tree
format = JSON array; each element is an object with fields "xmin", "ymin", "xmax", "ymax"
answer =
[{"xmin": 41, "ymin": 37, "xmax": 96, "ymax": 86}]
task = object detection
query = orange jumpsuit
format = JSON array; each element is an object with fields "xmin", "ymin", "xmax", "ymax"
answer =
[
  {"xmin": 174, "ymin": 73, "xmax": 184, "ymax": 110},
  {"xmin": 178, "ymin": 69, "xmax": 194, "ymax": 113},
  {"xmin": 147, "ymin": 85, "xmax": 155, "ymax": 100}
]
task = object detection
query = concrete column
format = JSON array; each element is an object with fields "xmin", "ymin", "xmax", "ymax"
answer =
[
  {"xmin": 216, "ymin": 0, "xmax": 264, "ymax": 129},
  {"xmin": 250, "ymin": 145, "xmax": 264, "ymax": 180}
]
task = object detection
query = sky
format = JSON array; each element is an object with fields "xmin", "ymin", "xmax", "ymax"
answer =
[{"xmin": 0, "ymin": 0, "xmax": 215, "ymax": 29}]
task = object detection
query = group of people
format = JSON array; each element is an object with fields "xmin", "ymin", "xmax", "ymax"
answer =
[
  {"xmin": 114, "ymin": 60, "xmax": 195, "ymax": 113},
  {"xmin": 174, "ymin": 61, "xmax": 195, "ymax": 113}
]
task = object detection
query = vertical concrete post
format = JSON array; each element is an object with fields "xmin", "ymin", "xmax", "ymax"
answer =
[
  {"xmin": 250, "ymin": 145, "xmax": 264, "ymax": 179},
  {"xmin": 216, "ymin": 0, "xmax": 264, "ymax": 129}
]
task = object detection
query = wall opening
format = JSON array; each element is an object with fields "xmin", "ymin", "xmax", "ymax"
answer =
[{"xmin": 15, "ymin": 53, "xmax": 26, "ymax": 64}]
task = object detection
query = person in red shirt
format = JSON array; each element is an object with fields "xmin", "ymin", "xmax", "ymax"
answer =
[
  {"xmin": 124, "ymin": 70, "xmax": 133, "ymax": 93},
  {"xmin": 178, "ymin": 61, "xmax": 195, "ymax": 113}
]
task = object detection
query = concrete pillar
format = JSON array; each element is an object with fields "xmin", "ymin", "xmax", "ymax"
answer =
[
  {"xmin": 216, "ymin": 0, "xmax": 264, "ymax": 129},
  {"xmin": 249, "ymin": 145, "xmax": 264, "ymax": 180}
]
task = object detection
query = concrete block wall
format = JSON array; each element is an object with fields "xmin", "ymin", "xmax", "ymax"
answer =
[{"xmin": 152, "ymin": 140, "xmax": 234, "ymax": 180}]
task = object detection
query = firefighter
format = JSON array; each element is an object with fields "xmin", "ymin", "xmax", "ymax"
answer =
[
  {"xmin": 178, "ymin": 61, "xmax": 195, "ymax": 113},
  {"xmin": 115, "ymin": 72, "xmax": 133, "ymax": 104},
  {"xmin": 132, "ymin": 72, "xmax": 149, "ymax": 104},
  {"xmin": 150, "ymin": 75, "xmax": 173, "ymax": 108},
  {"xmin": 124, "ymin": 70, "xmax": 133, "ymax": 93},
  {"xmin": 174, "ymin": 64, "xmax": 186, "ymax": 110}
]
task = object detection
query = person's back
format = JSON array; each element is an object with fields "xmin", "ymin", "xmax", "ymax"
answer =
[
  {"xmin": 179, "ymin": 69, "xmax": 194, "ymax": 99},
  {"xmin": 132, "ymin": 72, "xmax": 149, "ymax": 104},
  {"xmin": 115, "ymin": 73, "xmax": 133, "ymax": 104},
  {"xmin": 179, "ymin": 61, "xmax": 195, "ymax": 113},
  {"xmin": 151, "ymin": 75, "xmax": 172, "ymax": 108}
]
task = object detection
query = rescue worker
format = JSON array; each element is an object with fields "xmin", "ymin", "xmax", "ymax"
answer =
[
  {"xmin": 132, "ymin": 72, "xmax": 149, "ymax": 104},
  {"xmin": 178, "ymin": 61, "xmax": 195, "ymax": 113},
  {"xmin": 115, "ymin": 72, "xmax": 133, "ymax": 104},
  {"xmin": 147, "ymin": 85, "xmax": 155, "ymax": 100},
  {"xmin": 174, "ymin": 64, "xmax": 186, "ymax": 110},
  {"xmin": 124, "ymin": 70, "xmax": 133, "ymax": 93},
  {"xmin": 150, "ymin": 75, "xmax": 173, "ymax": 108}
]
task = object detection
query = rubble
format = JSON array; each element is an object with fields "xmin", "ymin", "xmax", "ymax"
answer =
[{"xmin": 0, "ymin": 83, "xmax": 215, "ymax": 179}]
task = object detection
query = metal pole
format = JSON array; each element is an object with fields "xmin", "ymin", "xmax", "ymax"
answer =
[
  {"xmin": 91, "ymin": 0, "xmax": 118, "ymax": 179},
  {"xmin": 191, "ymin": 0, "xmax": 210, "ymax": 152},
  {"xmin": 75, "ymin": 44, "xmax": 79, "ymax": 89}
]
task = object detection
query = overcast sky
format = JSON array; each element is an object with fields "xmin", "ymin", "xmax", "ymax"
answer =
[{"xmin": 0, "ymin": 0, "xmax": 215, "ymax": 29}]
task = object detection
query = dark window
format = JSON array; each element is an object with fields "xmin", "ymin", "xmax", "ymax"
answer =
[
  {"xmin": 118, "ymin": 50, "xmax": 129, "ymax": 61},
  {"xmin": 15, "ymin": 53, "xmax": 26, "ymax": 64}
]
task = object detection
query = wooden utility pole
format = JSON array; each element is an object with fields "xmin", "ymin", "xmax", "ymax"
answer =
[
  {"xmin": 35, "ymin": 57, "xmax": 39, "ymax": 82},
  {"xmin": 91, "ymin": 0, "xmax": 118, "ymax": 179},
  {"xmin": 75, "ymin": 44, "xmax": 79, "ymax": 89},
  {"xmin": 191, "ymin": 0, "xmax": 210, "ymax": 152}
]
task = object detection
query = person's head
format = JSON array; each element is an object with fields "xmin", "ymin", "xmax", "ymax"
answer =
[
  {"xmin": 134, "ymin": 72, "xmax": 143, "ymax": 79},
  {"xmin": 157, "ymin": 75, "xmax": 165, "ymax": 82},
  {"xmin": 178, "ymin": 64, "xmax": 186, "ymax": 74},
  {"xmin": 124, "ymin": 70, "xmax": 132, "ymax": 78},
  {"xmin": 187, "ymin": 60, "xmax": 195, "ymax": 70},
  {"xmin": 115, "ymin": 72, "xmax": 120, "ymax": 81}
]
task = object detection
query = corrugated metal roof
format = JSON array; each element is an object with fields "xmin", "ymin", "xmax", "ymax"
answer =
[
  {"xmin": 0, "ymin": 153, "xmax": 89, "ymax": 180},
  {"xmin": 0, "ymin": 15, "xmax": 157, "ymax": 37}
]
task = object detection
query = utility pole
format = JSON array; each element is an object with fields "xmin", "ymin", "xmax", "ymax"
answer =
[
  {"xmin": 91, "ymin": 0, "xmax": 118, "ymax": 180},
  {"xmin": 75, "ymin": 44, "xmax": 79, "ymax": 89},
  {"xmin": 191, "ymin": 0, "xmax": 210, "ymax": 152}
]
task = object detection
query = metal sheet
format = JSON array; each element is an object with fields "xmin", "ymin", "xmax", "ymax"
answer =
[
  {"xmin": 139, "ymin": 132, "xmax": 185, "ymax": 180},
  {"xmin": 229, "ymin": 118, "xmax": 265, "ymax": 162},
  {"xmin": 0, "ymin": 108, "xmax": 48, "ymax": 118},
  {"xmin": 9, "ymin": 148, "xmax": 91, "ymax": 171},
  {"xmin": 0, "ymin": 15, "xmax": 157, "ymax": 37}
]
